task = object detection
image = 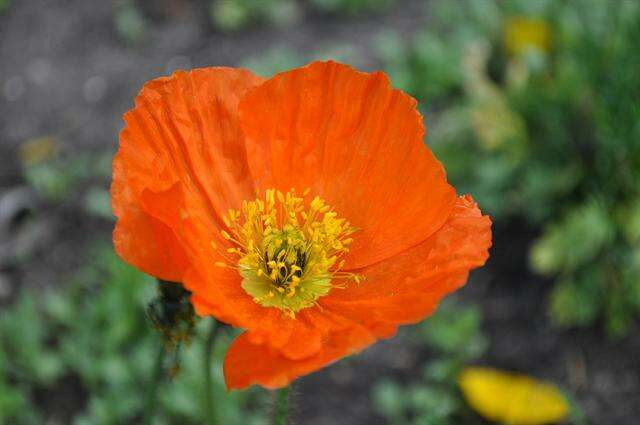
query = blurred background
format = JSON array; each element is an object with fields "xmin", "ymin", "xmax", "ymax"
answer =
[{"xmin": 1, "ymin": 0, "xmax": 639, "ymax": 424}]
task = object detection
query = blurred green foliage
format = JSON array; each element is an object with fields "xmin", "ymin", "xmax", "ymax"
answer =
[
  {"xmin": 19, "ymin": 137, "xmax": 114, "ymax": 219},
  {"xmin": 111, "ymin": 0, "xmax": 396, "ymax": 43},
  {"xmin": 209, "ymin": 0, "xmax": 300, "ymax": 32},
  {"xmin": 0, "ymin": 0, "xmax": 10, "ymax": 15},
  {"xmin": 240, "ymin": 47, "xmax": 306, "ymax": 77},
  {"xmin": 0, "ymin": 247, "xmax": 266, "ymax": 424},
  {"xmin": 310, "ymin": 0, "xmax": 394, "ymax": 15},
  {"xmin": 114, "ymin": 0, "xmax": 150, "ymax": 45},
  {"xmin": 372, "ymin": 300, "xmax": 488, "ymax": 425},
  {"xmin": 23, "ymin": 152, "xmax": 109, "ymax": 203},
  {"xmin": 240, "ymin": 44, "xmax": 364, "ymax": 77},
  {"xmin": 208, "ymin": 0, "xmax": 395, "ymax": 32},
  {"xmin": 378, "ymin": 0, "xmax": 640, "ymax": 337}
]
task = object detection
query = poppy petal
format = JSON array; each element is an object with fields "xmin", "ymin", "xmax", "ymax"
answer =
[
  {"xmin": 321, "ymin": 195, "xmax": 492, "ymax": 327},
  {"xmin": 239, "ymin": 61, "xmax": 457, "ymax": 269},
  {"xmin": 112, "ymin": 159, "xmax": 189, "ymax": 281},
  {"xmin": 112, "ymin": 67, "xmax": 264, "ymax": 279},
  {"xmin": 224, "ymin": 326, "xmax": 376, "ymax": 390}
]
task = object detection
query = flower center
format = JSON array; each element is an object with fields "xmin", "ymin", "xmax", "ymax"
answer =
[{"xmin": 215, "ymin": 188, "xmax": 362, "ymax": 317}]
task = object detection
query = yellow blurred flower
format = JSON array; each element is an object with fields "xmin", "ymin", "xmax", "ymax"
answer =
[
  {"xmin": 504, "ymin": 16, "xmax": 551, "ymax": 56},
  {"xmin": 459, "ymin": 366, "xmax": 569, "ymax": 425}
]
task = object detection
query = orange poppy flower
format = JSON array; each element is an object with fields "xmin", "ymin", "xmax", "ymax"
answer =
[{"xmin": 111, "ymin": 61, "xmax": 492, "ymax": 390}]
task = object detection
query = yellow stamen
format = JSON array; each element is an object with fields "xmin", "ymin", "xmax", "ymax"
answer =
[{"xmin": 218, "ymin": 188, "xmax": 362, "ymax": 317}]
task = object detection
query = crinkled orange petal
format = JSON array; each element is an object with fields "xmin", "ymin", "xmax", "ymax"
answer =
[
  {"xmin": 112, "ymin": 159, "xmax": 189, "ymax": 281},
  {"xmin": 321, "ymin": 195, "xmax": 492, "ymax": 327},
  {"xmin": 224, "ymin": 326, "xmax": 376, "ymax": 390},
  {"xmin": 111, "ymin": 67, "xmax": 264, "ymax": 282},
  {"xmin": 238, "ymin": 61, "xmax": 457, "ymax": 269}
]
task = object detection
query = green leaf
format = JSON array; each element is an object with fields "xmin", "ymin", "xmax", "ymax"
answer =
[
  {"xmin": 419, "ymin": 301, "xmax": 487, "ymax": 359},
  {"xmin": 0, "ymin": 293, "xmax": 64, "ymax": 384},
  {"xmin": 83, "ymin": 187, "xmax": 114, "ymax": 220},
  {"xmin": 210, "ymin": 0, "xmax": 251, "ymax": 32},
  {"xmin": 422, "ymin": 359, "xmax": 461, "ymax": 384},
  {"xmin": 372, "ymin": 380, "xmax": 407, "ymax": 421},
  {"xmin": 530, "ymin": 200, "xmax": 612, "ymax": 274},
  {"xmin": 114, "ymin": 0, "xmax": 149, "ymax": 45}
]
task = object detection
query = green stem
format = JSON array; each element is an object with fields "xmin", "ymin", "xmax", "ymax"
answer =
[
  {"xmin": 274, "ymin": 386, "xmax": 291, "ymax": 425},
  {"xmin": 144, "ymin": 343, "xmax": 165, "ymax": 425},
  {"xmin": 203, "ymin": 318, "xmax": 220, "ymax": 425}
]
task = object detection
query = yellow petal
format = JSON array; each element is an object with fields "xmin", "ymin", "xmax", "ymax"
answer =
[{"xmin": 458, "ymin": 367, "xmax": 569, "ymax": 425}]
